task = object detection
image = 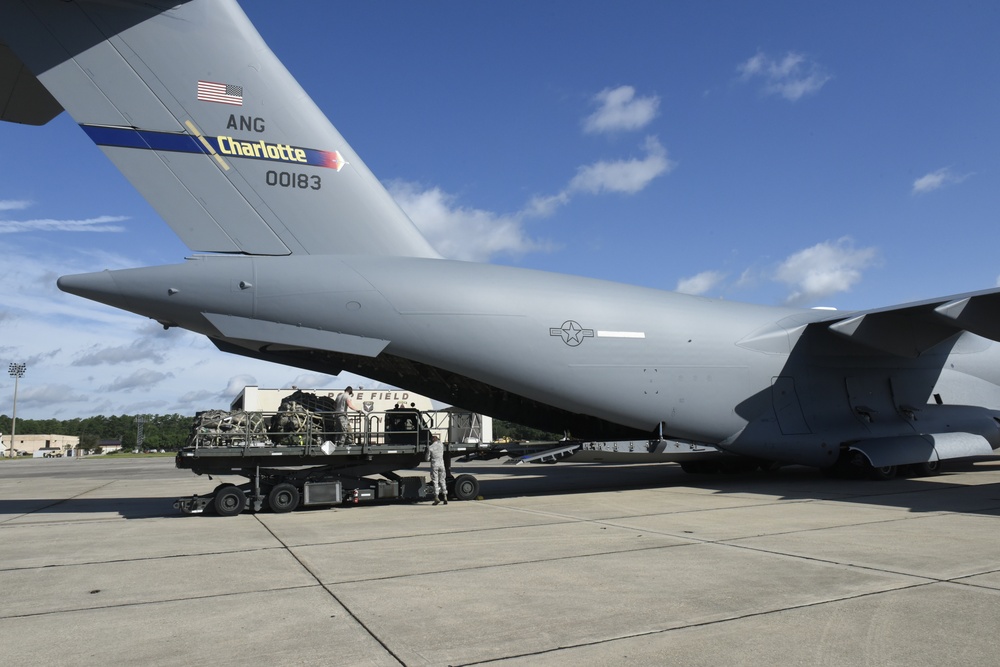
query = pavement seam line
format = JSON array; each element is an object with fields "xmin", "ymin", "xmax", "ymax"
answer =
[
  {"xmin": 0, "ymin": 544, "xmax": 289, "ymax": 573},
  {"xmin": 253, "ymin": 514, "xmax": 406, "ymax": 667},
  {"xmin": 455, "ymin": 580, "xmax": 941, "ymax": 666},
  {"xmin": 324, "ymin": 540, "xmax": 693, "ymax": 585},
  {"xmin": 578, "ymin": 514, "xmax": 970, "ymax": 584},
  {"xmin": 0, "ymin": 584, "xmax": 321, "ymax": 620},
  {"xmin": 592, "ymin": 505, "xmax": 956, "ymax": 544}
]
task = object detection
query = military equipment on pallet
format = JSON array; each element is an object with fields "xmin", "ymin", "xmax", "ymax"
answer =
[{"xmin": 174, "ymin": 391, "xmax": 487, "ymax": 515}]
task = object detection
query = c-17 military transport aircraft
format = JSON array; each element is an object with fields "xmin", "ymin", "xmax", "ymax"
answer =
[{"xmin": 3, "ymin": 0, "xmax": 1000, "ymax": 478}]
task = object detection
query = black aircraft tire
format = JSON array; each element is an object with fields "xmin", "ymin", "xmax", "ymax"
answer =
[
  {"xmin": 869, "ymin": 464, "xmax": 898, "ymax": 481},
  {"xmin": 452, "ymin": 474, "xmax": 480, "ymax": 501},
  {"xmin": 680, "ymin": 461, "xmax": 720, "ymax": 474},
  {"xmin": 267, "ymin": 483, "xmax": 300, "ymax": 513},
  {"xmin": 214, "ymin": 485, "xmax": 247, "ymax": 517},
  {"xmin": 911, "ymin": 460, "xmax": 942, "ymax": 477}
]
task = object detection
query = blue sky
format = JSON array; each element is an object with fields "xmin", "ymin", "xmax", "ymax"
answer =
[{"xmin": 2, "ymin": 1, "xmax": 998, "ymax": 420}]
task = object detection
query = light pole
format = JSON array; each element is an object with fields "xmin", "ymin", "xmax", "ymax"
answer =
[{"xmin": 8, "ymin": 363, "xmax": 26, "ymax": 459}]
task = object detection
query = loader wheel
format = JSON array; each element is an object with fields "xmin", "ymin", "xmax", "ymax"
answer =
[
  {"xmin": 452, "ymin": 474, "xmax": 480, "ymax": 501},
  {"xmin": 267, "ymin": 483, "xmax": 300, "ymax": 513},
  {"xmin": 214, "ymin": 486, "xmax": 247, "ymax": 517}
]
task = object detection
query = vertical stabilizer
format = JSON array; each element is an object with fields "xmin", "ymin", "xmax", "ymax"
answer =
[{"xmin": 0, "ymin": 0, "xmax": 439, "ymax": 258}]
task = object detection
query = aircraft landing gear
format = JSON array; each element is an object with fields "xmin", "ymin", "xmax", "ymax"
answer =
[
  {"xmin": 868, "ymin": 464, "xmax": 897, "ymax": 481},
  {"xmin": 909, "ymin": 460, "xmax": 942, "ymax": 477}
]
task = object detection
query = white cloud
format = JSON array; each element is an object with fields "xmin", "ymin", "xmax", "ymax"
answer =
[
  {"xmin": 773, "ymin": 237, "xmax": 879, "ymax": 305},
  {"xmin": 389, "ymin": 182, "xmax": 550, "ymax": 262},
  {"xmin": 287, "ymin": 373, "xmax": 338, "ymax": 389},
  {"xmin": 15, "ymin": 383, "xmax": 90, "ymax": 407},
  {"xmin": 100, "ymin": 368, "xmax": 175, "ymax": 393},
  {"xmin": 911, "ymin": 166, "xmax": 971, "ymax": 195},
  {"xmin": 524, "ymin": 192, "xmax": 570, "ymax": 219},
  {"xmin": 676, "ymin": 270, "xmax": 726, "ymax": 295},
  {"xmin": 567, "ymin": 136, "xmax": 675, "ymax": 195},
  {"xmin": 389, "ymin": 85, "xmax": 675, "ymax": 260},
  {"xmin": 176, "ymin": 389, "xmax": 217, "ymax": 406},
  {"xmin": 583, "ymin": 86, "xmax": 660, "ymax": 134},
  {"xmin": 0, "ymin": 199, "xmax": 31, "ymax": 211},
  {"xmin": 72, "ymin": 337, "xmax": 169, "ymax": 366},
  {"xmin": 393, "ymin": 135, "xmax": 674, "ymax": 260},
  {"xmin": 0, "ymin": 214, "xmax": 128, "ymax": 233},
  {"xmin": 21, "ymin": 349, "xmax": 61, "ymax": 367},
  {"xmin": 737, "ymin": 51, "xmax": 831, "ymax": 101},
  {"xmin": 735, "ymin": 267, "xmax": 761, "ymax": 290},
  {"xmin": 527, "ymin": 136, "xmax": 675, "ymax": 219},
  {"xmin": 222, "ymin": 374, "xmax": 260, "ymax": 398}
]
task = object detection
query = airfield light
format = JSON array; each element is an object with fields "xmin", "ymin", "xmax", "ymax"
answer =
[{"xmin": 8, "ymin": 363, "xmax": 26, "ymax": 459}]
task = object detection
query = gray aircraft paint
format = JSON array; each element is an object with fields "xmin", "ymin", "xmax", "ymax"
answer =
[{"xmin": 3, "ymin": 0, "xmax": 1000, "ymax": 469}]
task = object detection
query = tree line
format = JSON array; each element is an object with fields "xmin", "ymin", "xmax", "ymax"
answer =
[
  {"xmin": 0, "ymin": 414, "xmax": 192, "ymax": 451},
  {"xmin": 0, "ymin": 413, "xmax": 555, "ymax": 452}
]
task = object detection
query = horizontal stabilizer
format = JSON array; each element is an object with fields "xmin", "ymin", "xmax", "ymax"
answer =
[
  {"xmin": 824, "ymin": 287, "xmax": 1000, "ymax": 357},
  {"xmin": 0, "ymin": 42, "xmax": 61, "ymax": 125},
  {"xmin": 204, "ymin": 313, "xmax": 390, "ymax": 357}
]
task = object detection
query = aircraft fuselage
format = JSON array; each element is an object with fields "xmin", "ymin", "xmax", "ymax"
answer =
[{"xmin": 58, "ymin": 255, "xmax": 1000, "ymax": 467}]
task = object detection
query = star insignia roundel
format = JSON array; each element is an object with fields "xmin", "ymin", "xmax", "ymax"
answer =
[{"xmin": 549, "ymin": 320, "xmax": 595, "ymax": 347}]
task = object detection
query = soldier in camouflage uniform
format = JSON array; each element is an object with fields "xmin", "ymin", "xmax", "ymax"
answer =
[
  {"xmin": 426, "ymin": 434, "xmax": 447, "ymax": 505},
  {"xmin": 333, "ymin": 386, "xmax": 361, "ymax": 445}
]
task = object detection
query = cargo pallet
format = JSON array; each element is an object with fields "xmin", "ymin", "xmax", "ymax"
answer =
[{"xmin": 173, "ymin": 406, "xmax": 486, "ymax": 516}]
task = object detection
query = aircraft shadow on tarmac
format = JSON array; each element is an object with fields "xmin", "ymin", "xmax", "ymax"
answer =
[
  {"xmin": 2, "ymin": 460, "xmax": 999, "ymax": 520},
  {"xmin": 459, "ymin": 459, "xmax": 1000, "ymax": 517},
  {"xmin": 0, "ymin": 496, "xmax": 193, "ymax": 521}
]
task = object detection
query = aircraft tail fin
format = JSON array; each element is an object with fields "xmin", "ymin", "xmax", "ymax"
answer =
[{"xmin": 0, "ymin": 0, "xmax": 439, "ymax": 258}]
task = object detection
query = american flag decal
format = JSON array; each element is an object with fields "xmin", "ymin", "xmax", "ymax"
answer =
[{"xmin": 197, "ymin": 80, "xmax": 243, "ymax": 106}]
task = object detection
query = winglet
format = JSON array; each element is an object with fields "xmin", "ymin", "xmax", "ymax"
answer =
[
  {"xmin": 825, "ymin": 287, "xmax": 1000, "ymax": 357},
  {"xmin": 934, "ymin": 294, "xmax": 1000, "ymax": 341}
]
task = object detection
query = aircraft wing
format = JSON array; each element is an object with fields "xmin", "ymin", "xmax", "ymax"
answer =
[{"xmin": 811, "ymin": 287, "xmax": 1000, "ymax": 358}]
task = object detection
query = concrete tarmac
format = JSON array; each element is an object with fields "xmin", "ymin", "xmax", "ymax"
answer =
[{"xmin": 2, "ymin": 455, "xmax": 1000, "ymax": 666}]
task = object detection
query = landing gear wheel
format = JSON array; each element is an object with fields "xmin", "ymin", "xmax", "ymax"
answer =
[
  {"xmin": 911, "ymin": 460, "xmax": 942, "ymax": 477},
  {"xmin": 451, "ymin": 474, "xmax": 480, "ymax": 501},
  {"xmin": 680, "ymin": 461, "xmax": 720, "ymax": 474},
  {"xmin": 869, "ymin": 464, "xmax": 898, "ymax": 481},
  {"xmin": 267, "ymin": 483, "xmax": 300, "ymax": 513},
  {"xmin": 214, "ymin": 485, "xmax": 247, "ymax": 517}
]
